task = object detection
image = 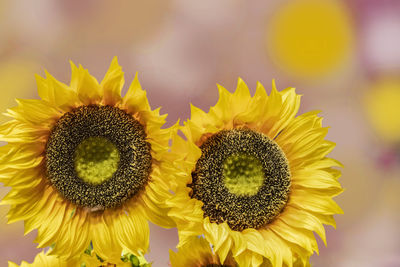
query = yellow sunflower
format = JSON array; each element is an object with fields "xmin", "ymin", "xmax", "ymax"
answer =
[
  {"xmin": 8, "ymin": 249, "xmax": 150, "ymax": 267},
  {"xmin": 8, "ymin": 251, "xmax": 82, "ymax": 267},
  {"xmin": 169, "ymin": 237, "xmax": 310, "ymax": 267},
  {"xmin": 167, "ymin": 79, "xmax": 343, "ymax": 267},
  {"xmin": 0, "ymin": 57, "xmax": 175, "ymax": 262}
]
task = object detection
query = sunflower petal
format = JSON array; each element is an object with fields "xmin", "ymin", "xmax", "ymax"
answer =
[
  {"xmin": 38, "ymin": 71, "xmax": 79, "ymax": 110},
  {"xmin": 210, "ymin": 84, "xmax": 232, "ymax": 124},
  {"xmin": 289, "ymin": 189, "xmax": 344, "ymax": 214},
  {"xmin": 242, "ymin": 229, "xmax": 267, "ymax": 256},
  {"xmin": 234, "ymin": 250, "xmax": 264, "ymax": 267},
  {"xmin": 279, "ymin": 206, "xmax": 327, "ymax": 245},
  {"xmin": 232, "ymin": 78, "xmax": 251, "ymax": 116},
  {"xmin": 8, "ymin": 99, "xmax": 60, "ymax": 125},
  {"xmin": 101, "ymin": 57, "xmax": 124, "ymax": 105},
  {"xmin": 292, "ymin": 169, "xmax": 342, "ymax": 190},
  {"xmin": 259, "ymin": 229, "xmax": 290, "ymax": 267},
  {"xmin": 90, "ymin": 213, "xmax": 122, "ymax": 261},
  {"xmin": 271, "ymin": 219, "xmax": 318, "ymax": 255},
  {"xmin": 203, "ymin": 218, "xmax": 230, "ymax": 254},
  {"xmin": 69, "ymin": 61, "xmax": 102, "ymax": 104},
  {"xmin": 51, "ymin": 208, "xmax": 90, "ymax": 259},
  {"xmin": 114, "ymin": 206, "xmax": 149, "ymax": 255},
  {"xmin": 122, "ymin": 73, "xmax": 150, "ymax": 113}
]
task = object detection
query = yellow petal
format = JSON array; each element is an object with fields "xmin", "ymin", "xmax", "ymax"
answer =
[
  {"xmin": 2, "ymin": 168, "xmax": 42, "ymax": 189},
  {"xmin": 90, "ymin": 212, "xmax": 122, "ymax": 261},
  {"xmin": 292, "ymin": 169, "xmax": 342, "ymax": 190},
  {"xmin": 37, "ymin": 71, "xmax": 79, "ymax": 110},
  {"xmin": 210, "ymin": 84, "xmax": 232, "ymax": 124},
  {"xmin": 275, "ymin": 111, "xmax": 321, "ymax": 145},
  {"xmin": 242, "ymin": 228, "xmax": 267, "ymax": 256},
  {"xmin": 259, "ymin": 229, "xmax": 293, "ymax": 267},
  {"xmin": 287, "ymin": 128, "xmax": 329, "ymax": 160},
  {"xmin": 8, "ymin": 99, "xmax": 60, "ymax": 126},
  {"xmin": 138, "ymin": 186, "xmax": 175, "ymax": 228},
  {"xmin": 312, "ymin": 213, "xmax": 337, "ymax": 229},
  {"xmin": 304, "ymin": 157, "xmax": 343, "ymax": 169},
  {"xmin": 170, "ymin": 236, "xmax": 216, "ymax": 267},
  {"xmin": 203, "ymin": 218, "xmax": 231, "ymax": 262},
  {"xmin": 101, "ymin": 57, "xmax": 124, "ymax": 105},
  {"xmin": 279, "ymin": 206, "xmax": 327, "ymax": 245},
  {"xmin": 234, "ymin": 250, "xmax": 264, "ymax": 267},
  {"xmin": 257, "ymin": 84, "xmax": 284, "ymax": 137},
  {"xmin": 271, "ymin": 218, "xmax": 318, "ymax": 254},
  {"xmin": 69, "ymin": 61, "xmax": 102, "ymax": 105},
  {"xmin": 254, "ymin": 81, "xmax": 268, "ymax": 101},
  {"xmin": 289, "ymin": 189, "xmax": 343, "ymax": 215},
  {"xmin": 267, "ymin": 87, "xmax": 301, "ymax": 138},
  {"xmin": 229, "ymin": 230, "xmax": 247, "ymax": 257},
  {"xmin": 217, "ymin": 235, "xmax": 233, "ymax": 264},
  {"xmin": 190, "ymin": 103, "xmax": 210, "ymax": 126},
  {"xmin": 35, "ymin": 196, "xmax": 67, "ymax": 248},
  {"xmin": 122, "ymin": 73, "xmax": 150, "ymax": 113},
  {"xmin": 114, "ymin": 206, "xmax": 149, "ymax": 255},
  {"xmin": 232, "ymin": 78, "xmax": 252, "ymax": 116},
  {"xmin": 4, "ymin": 184, "xmax": 47, "ymax": 222},
  {"xmin": 51, "ymin": 208, "xmax": 90, "ymax": 259}
]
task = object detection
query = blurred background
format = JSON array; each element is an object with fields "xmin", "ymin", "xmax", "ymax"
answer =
[{"xmin": 0, "ymin": 0, "xmax": 399, "ymax": 266}]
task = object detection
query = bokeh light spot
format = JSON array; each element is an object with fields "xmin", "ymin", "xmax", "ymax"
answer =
[
  {"xmin": 267, "ymin": 0, "xmax": 354, "ymax": 78},
  {"xmin": 364, "ymin": 78, "xmax": 400, "ymax": 143}
]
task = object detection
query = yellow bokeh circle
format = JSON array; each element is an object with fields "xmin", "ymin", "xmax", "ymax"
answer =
[
  {"xmin": 364, "ymin": 78, "xmax": 400, "ymax": 143},
  {"xmin": 267, "ymin": 0, "xmax": 354, "ymax": 78}
]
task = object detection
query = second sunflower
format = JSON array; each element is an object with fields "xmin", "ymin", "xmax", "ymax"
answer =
[{"xmin": 167, "ymin": 79, "xmax": 343, "ymax": 267}]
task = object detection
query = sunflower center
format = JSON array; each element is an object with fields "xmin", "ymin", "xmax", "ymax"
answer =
[
  {"xmin": 223, "ymin": 153, "xmax": 264, "ymax": 196},
  {"xmin": 74, "ymin": 137, "xmax": 120, "ymax": 185},
  {"xmin": 46, "ymin": 105, "xmax": 152, "ymax": 209},
  {"xmin": 190, "ymin": 128, "xmax": 291, "ymax": 231}
]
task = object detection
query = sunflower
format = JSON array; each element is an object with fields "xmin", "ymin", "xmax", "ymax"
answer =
[
  {"xmin": 167, "ymin": 79, "xmax": 343, "ymax": 267},
  {"xmin": 0, "ymin": 57, "xmax": 175, "ymax": 262},
  {"xmin": 8, "ymin": 249, "xmax": 150, "ymax": 267},
  {"xmin": 8, "ymin": 250, "xmax": 83, "ymax": 267},
  {"xmin": 168, "ymin": 237, "xmax": 309, "ymax": 267}
]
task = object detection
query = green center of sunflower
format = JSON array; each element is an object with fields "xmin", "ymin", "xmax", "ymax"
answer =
[
  {"xmin": 74, "ymin": 137, "xmax": 120, "ymax": 185},
  {"xmin": 46, "ymin": 105, "xmax": 152, "ymax": 209},
  {"xmin": 190, "ymin": 128, "xmax": 291, "ymax": 231},
  {"xmin": 223, "ymin": 153, "xmax": 264, "ymax": 196}
]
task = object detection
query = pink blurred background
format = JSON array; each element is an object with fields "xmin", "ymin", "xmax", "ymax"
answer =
[{"xmin": 1, "ymin": 0, "xmax": 400, "ymax": 266}]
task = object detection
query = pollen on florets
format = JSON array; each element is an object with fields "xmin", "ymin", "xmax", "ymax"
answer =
[
  {"xmin": 46, "ymin": 105, "xmax": 152, "ymax": 209},
  {"xmin": 190, "ymin": 128, "xmax": 291, "ymax": 231}
]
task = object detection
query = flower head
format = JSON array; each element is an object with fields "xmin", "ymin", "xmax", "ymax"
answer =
[
  {"xmin": 167, "ymin": 79, "xmax": 343, "ymax": 266},
  {"xmin": 8, "ymin": 248, "xmax": 151, "ymax": 267},
  {"xmin": 0, "ymin": 57, "xmax": 175, "ymax": 261}
]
